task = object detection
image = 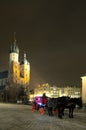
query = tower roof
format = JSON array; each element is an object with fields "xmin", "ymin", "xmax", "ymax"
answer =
[
  {"xmin": 20, "ymin": 53, "xmax": 28, "ymax": 65},
  {"xmin": 10, "ymin": 39, "xmax": 19, "ymax": 54}
]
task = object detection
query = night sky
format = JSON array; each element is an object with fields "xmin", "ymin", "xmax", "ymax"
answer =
[{"xmin": 0, "ymin": 0, "xmax": 86, "ymax": 88}]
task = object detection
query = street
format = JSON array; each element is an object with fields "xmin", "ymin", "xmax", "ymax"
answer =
[{"xmin": 0, "ymin": 103, "xmax": 86, "ymax": 130}]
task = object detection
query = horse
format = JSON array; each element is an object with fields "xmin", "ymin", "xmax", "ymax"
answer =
[
  {"xmin": 66, "ymin": 97, "xmax": 82, "ymax": 118},
  {"xmin": 53, "ymin": 96, "xmax": 82, "ymax": 118}
]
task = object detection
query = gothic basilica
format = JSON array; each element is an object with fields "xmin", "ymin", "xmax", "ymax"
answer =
[{"xmin": 0, "ymin": 39, "xmax": 30, "ymax": 102}]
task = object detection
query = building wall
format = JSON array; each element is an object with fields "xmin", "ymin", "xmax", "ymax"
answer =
[
  {"xmin": 10, "ymin": 61, "xmax": 30, "ymax": 86},
  {"xmin": 33, "ymin": 83, "xmax": 81, "ymax": 100},
  {"xmin": 81, "ymin": 76, "xmax": 86, "ymax": 104}
]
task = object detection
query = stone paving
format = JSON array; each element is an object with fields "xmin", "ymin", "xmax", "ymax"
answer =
[{"xmin": 0, "ymin": 103, "xmax": 86, "ymax": 130}]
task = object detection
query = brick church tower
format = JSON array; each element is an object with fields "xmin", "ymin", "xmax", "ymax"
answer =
[{"xmin": 8, "ymin": 38, "xmax": 30, "ymax": 101}]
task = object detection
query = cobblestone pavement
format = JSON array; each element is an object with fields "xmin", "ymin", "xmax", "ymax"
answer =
[{"xmin": 0, "ymin": 103, "xmax": 86, "ymax": 130}]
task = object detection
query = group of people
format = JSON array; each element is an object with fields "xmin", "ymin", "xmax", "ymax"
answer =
[{"xmin": 32, "ymin": 96, "xmax": 63, "ymax": 118}]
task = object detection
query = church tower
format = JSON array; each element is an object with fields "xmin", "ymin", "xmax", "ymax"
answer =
[
  {"xmin": 9, "ymin": 37, "xmax": 30, "ymax": 87},
  {"xmin": 8, "ymin": 37, "xmax": 30, "ymax": 101},
  {"xmin": 9, "ymin": 38, "xmax": 20, "ymax": 85},
  {"xmin": 20, "ymin": 53, "xmax": 30, "ymax": 87},
  {"xmin": 9, "ymin": 39, "xmax": 19, "ymax": 63}
]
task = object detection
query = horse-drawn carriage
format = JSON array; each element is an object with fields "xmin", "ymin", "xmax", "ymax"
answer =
[{"xmin": 34, "ymin": 94, "xmax": 82, "ymax": 118}]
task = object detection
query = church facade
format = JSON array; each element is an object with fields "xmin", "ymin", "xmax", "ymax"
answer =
[{"xmin": 0, "ymin": 39, "xmax": 30, "ymax": 102}]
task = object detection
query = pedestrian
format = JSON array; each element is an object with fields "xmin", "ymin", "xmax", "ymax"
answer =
[
  {"xmin": 47, "ymin": 98, "xmax": 53, "ymax": 116},
  {"xmin": 39, "ymin": 107, "xmax": 45, "ymax": 115},
  {"xmin": 31, "ymin": 101, "xmax": 36, "ymax": 112}
]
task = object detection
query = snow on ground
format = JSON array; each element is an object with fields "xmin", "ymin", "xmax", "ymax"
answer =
[{"xmin": 0, "ymin": 103, "xmax": 86, "ymax": 130}]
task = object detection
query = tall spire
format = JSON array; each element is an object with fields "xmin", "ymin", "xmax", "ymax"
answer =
[
  {"xmin": 24, "ymin": 52, "xmax": 27, "ymax": 64},
  {"xmin": 24, "ymin": 52, "xmax": 26, "ymax": 59},
  {"xmin": 9, "ymin": 32, "xmax": 19, "ymax": 54},
  {"xmin": 14, "ymin": 32, "xmax": 16, "ymax": 43}
]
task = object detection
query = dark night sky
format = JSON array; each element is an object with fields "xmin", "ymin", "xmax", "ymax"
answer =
[{"xmin": 0, "ymin": 0, "xmax": 86, "ymax": 88}]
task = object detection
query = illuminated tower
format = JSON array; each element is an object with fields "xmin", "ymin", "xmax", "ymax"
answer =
[
  {"xmin": 9, "ymin": 38, "xmax": 30, "ymax": 87},
  {"xmin": 9, "ymin": 39, "xmax": 20, "ymax": 85},
  {"xmin": 8, "ymin": 37, "xmax": 30, "ymax": 101},
  {"xmin": 20, "ymin": 53, "xmax": 30, "ymax": 87},
  {"xmin": 81, "ymin": 75, "xmax": 86, "ymax": 104},
  {"xmin": 9, "ymin": 39, "xmax": 19, "ymax": 63}
]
